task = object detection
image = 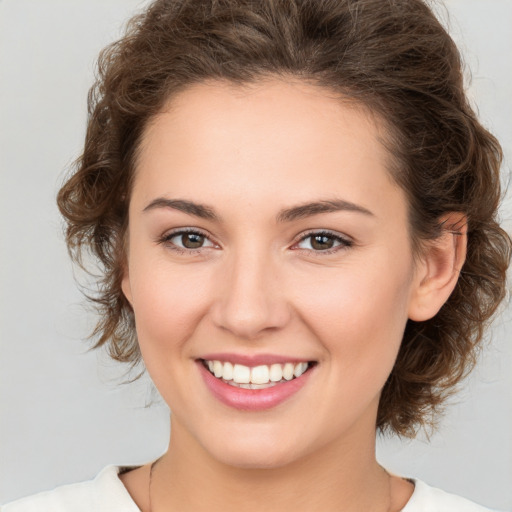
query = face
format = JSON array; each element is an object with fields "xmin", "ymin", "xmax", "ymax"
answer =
[{"xmin": 122, "ymin": 79, "xmax": 421, "ymax": 469}]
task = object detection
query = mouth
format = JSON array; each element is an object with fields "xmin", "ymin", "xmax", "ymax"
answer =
[{"xmin": 200, "ymin": 359, "xmax": 316, "ymax": 390}]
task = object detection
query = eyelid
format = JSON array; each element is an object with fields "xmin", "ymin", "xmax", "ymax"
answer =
[
  {"xmin": 291, "ymin": 229, "xmax": 354, "ymax": 254},
  {"xmin": 157, "ymin": 227, "xmax": 353, "ymax": 255},
  {"xmin": 157, "ymin": 227, "xmax": 220, "ymax": 253}
]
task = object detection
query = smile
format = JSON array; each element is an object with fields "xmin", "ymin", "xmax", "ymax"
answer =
[
  {"xmin": 197, "ymin": 358, "xmax": 316, "ymax": 411},
  {"xmin": 203, "ymin": 360, "xmax": 311, "ymax": 389}
]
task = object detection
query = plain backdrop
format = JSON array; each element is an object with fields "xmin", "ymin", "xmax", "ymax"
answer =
[{"xmin": 1, "ymin": 0, "xmax": 511, "ymax": 509}]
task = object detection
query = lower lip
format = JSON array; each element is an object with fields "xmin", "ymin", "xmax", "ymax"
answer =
[{"xmin": 197, "ymin": 361, "xmax": 314, "ymax": 411}]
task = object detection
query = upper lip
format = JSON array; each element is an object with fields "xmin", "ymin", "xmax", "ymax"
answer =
[{"xmin": 198, "ymin": 353, "xmax": 314, "ymax": 367}]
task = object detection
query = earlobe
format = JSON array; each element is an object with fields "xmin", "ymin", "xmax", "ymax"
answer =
[
  {"xmin": 121, "ymin": 268, "xmax": 133, "ymax": 305},
  {"xmin": 408, "ymin": 213, "xmax": 467, "ymax": 322},
  {"xmin": 120, "ymin": 235, "xmax": 133, "ymax": 305}
]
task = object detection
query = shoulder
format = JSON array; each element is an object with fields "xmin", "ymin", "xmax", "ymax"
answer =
[
  {"xmin": 1, "ymin": 466, "xmax": 140, "ymax": 512},
  {"xmin": 402, "ymin": 478, "xmax": 502, "ymax": 512}
]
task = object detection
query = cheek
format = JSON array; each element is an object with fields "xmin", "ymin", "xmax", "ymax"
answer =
[
  {"xmin": 290, "ymin": 255, "xmax": 413, "ymax": 376},
  {"xmin": 128, "ymin": 258, "xmax": 213, "ymax": 362}
]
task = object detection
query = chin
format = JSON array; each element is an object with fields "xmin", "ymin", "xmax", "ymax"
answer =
[
  {"xmin": 212, "ymin": 448, "xmax": 300, "ymax": 470},
  {"xmin": 201, "ymin": 429, "xmax": 306, "ymax": 470}
]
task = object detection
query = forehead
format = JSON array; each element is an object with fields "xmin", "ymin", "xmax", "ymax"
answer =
[{"xmin": 133, "ymin": 79, "xmax": 404, "ymax": 221}]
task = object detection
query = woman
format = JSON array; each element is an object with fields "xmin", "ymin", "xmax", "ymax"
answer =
[{"xmin": 3, "ymin": 0, "xmax": 510, "ymax": 510}]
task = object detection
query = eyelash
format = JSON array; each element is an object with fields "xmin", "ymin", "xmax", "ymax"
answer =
[
  {"xmin": 292, "ymin": 230, "xmax": 354, "ymax": 255},
  {"xmin": 157, "ymin": 228, "xmax": 353, "ymax": 256},
  {"xmin": 158, "ymin": 228, "xmax": 216, "ymax": 256}
]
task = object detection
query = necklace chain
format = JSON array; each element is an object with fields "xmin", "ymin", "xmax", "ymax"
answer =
[
  {"xmin": 147, "ymin": 459, "xmax": 392, "ymax": 512},
  {"xmin": 148, "ymin": 457, "xmax": 160, "ymax": 512}
]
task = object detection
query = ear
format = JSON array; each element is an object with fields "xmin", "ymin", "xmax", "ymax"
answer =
[
  {"xmin": 408, "ymin": 212, "xmax": 467, "ymax": 322},
  {"xmin": 121, "ymin": 261, "xmax": 133, "ymax": 305}
]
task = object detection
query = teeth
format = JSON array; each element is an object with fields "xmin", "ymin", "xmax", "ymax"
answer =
[
  {"xmin": 283, "ymin": 363, "xmax": 294, "ymax": 380},
  {"xmin": 294, "ymin": 362, "xmax": 308, "ymax": 377},
  {"xmin": 251, "ymin": 365, "xmax": 269, "ymax": 384},
  {"xmin": 213, "ymin": 360, "xmax": 223, "ymax": 378},
  {"xmin": 232, "ymin": 364, "xmax": 250, "ymax": 384},
  {"xmin": 269, "ymin": 363, "xmax": 283, "ymax": 382},
  {"xmin": 222, "ymin": 361, "xmax": 234, "ymax": 381},
  {"xmin": 228, "ymin": 381, "xmax": 279, "ymax": 389},
  {"xmin": 204, "ymin": 359, "xmax": 311, "ymax": 385}
]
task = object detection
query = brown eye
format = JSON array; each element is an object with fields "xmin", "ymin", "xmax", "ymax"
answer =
[
  {"xmin": 181, "ymin": 233, "xmax": 205, "ymax": 249},
  {"xmin": 163, "ymin": 230, "xmax": 215, "ymax": 251},
  {"xmin": 295, "ymin": 231, "xmax": 352, "ymax": 253},
  {"xmin": 310, "ymin": 234, "xmax": 335, "ymax": 250}
]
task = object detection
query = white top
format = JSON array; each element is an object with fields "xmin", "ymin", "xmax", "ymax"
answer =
[{"xmin": 1, "ymin": 465, "xmax": 500, "ymax": 512}]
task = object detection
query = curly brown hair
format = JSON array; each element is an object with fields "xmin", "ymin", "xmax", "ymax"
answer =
[{"xmin": 57, "ymin": 0, "xmax": 511, "ymax": 436}]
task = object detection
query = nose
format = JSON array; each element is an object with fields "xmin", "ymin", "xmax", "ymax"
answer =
[{"xmin": 210, "ymin": 249, "xmax": 291, "ymax": 340}]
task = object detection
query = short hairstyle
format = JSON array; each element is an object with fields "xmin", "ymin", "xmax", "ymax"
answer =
[{"xmin": 57, "ymin": 0, "xmax": 511, "ymax": 436}]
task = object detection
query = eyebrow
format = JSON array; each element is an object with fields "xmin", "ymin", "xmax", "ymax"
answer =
[
  {"xmin": 143, "ymin": 197, "xmax": 374, "ymax": 222},
  {"xmin": 276, "ymin": 199, "xmax": 374, "ymax": 223},
  {"xmin": 143, "ymin": 198, "xmax": 219, "ymax": 220}
]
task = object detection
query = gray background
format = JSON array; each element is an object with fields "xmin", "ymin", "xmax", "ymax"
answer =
[{"xmin": 1, "ymin": 0, "xmax": 511, "ymax": 509}]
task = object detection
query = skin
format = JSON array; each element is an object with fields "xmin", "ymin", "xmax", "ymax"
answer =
[{"xmin": 119, "ymin": 79, "xmax": 466, "ymax": 511}]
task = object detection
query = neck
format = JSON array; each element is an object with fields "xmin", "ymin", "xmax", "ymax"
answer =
[{"xmin": 150, "ymin": 415, "xmax": 391, "ymax": 512}]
